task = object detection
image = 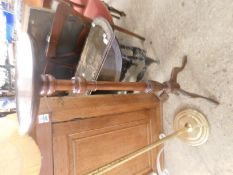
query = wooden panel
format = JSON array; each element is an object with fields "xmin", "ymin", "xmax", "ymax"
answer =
[
  {"xmin": 38, "ymin": 93, "xmax": 159, "ymax": 122},
  {"xmin": 69, "ymin": 122, "xmax": 151, "ymax": 175},
  {"xmin": 53, "ymin": 108, "xmax": 162, "ymax": 175},
  {"xmin": 53, "ymin": 110, "xmax": 150, "ymax": 137}
]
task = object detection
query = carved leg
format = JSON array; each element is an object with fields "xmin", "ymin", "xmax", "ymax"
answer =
[
  {"xmin": 169, "ymin": 55, "xmax": 187, "ymax": 83},
  {"xmin": 178, "ymin": 88, "xmax": 219, "ymax": 105}
]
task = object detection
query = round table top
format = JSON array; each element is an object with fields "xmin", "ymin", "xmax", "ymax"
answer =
[{"xmin": 15, "ymin": 33, "xmax": 41, "ymax": 134}]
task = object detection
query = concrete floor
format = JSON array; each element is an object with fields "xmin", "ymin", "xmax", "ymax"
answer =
[{"xmin": 107, "ymin": 0, "xmax": 233, "ymax": 174}]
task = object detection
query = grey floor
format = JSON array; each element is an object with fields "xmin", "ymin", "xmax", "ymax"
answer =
[{"xmin": 107, "ymin": 0, "xmax": 233, "ymax": 174}]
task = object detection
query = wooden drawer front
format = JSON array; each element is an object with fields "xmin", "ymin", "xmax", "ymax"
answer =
[{"xmin": 53, "ymin": 110, "xmax": 156, "ymax": 175}]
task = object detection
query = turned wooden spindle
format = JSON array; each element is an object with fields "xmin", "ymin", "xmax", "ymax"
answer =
[
  {"xmin": 40, "ymin": 74, "xmax": 165, "ymax": 96},
  {"xmin": 39, "ymin": 56, "xmax": 219, "ymax": 105}
]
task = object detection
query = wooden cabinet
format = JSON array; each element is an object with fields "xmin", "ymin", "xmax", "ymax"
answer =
[{"xmin": 36, "ymin": 94, "xmax": 163, "ymax": 175}]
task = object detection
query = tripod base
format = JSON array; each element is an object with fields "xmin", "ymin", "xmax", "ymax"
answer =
[{"xmin": 174, "ymin": 109, "xmax": 210, "ymax": 146}]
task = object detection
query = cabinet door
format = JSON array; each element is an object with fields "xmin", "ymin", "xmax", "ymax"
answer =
[
  {"xmin": 53, "ymin": 109, "xmax": 161, "ymax": 175},
  {"xmin": 38, "ymin": 94, "xmax": 163, "ymax": 175}
]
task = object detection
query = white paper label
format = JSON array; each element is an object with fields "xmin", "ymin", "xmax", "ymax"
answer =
[{"xmin": 38, "ymin": 114, "xmax": 50, "ymax": 124}]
